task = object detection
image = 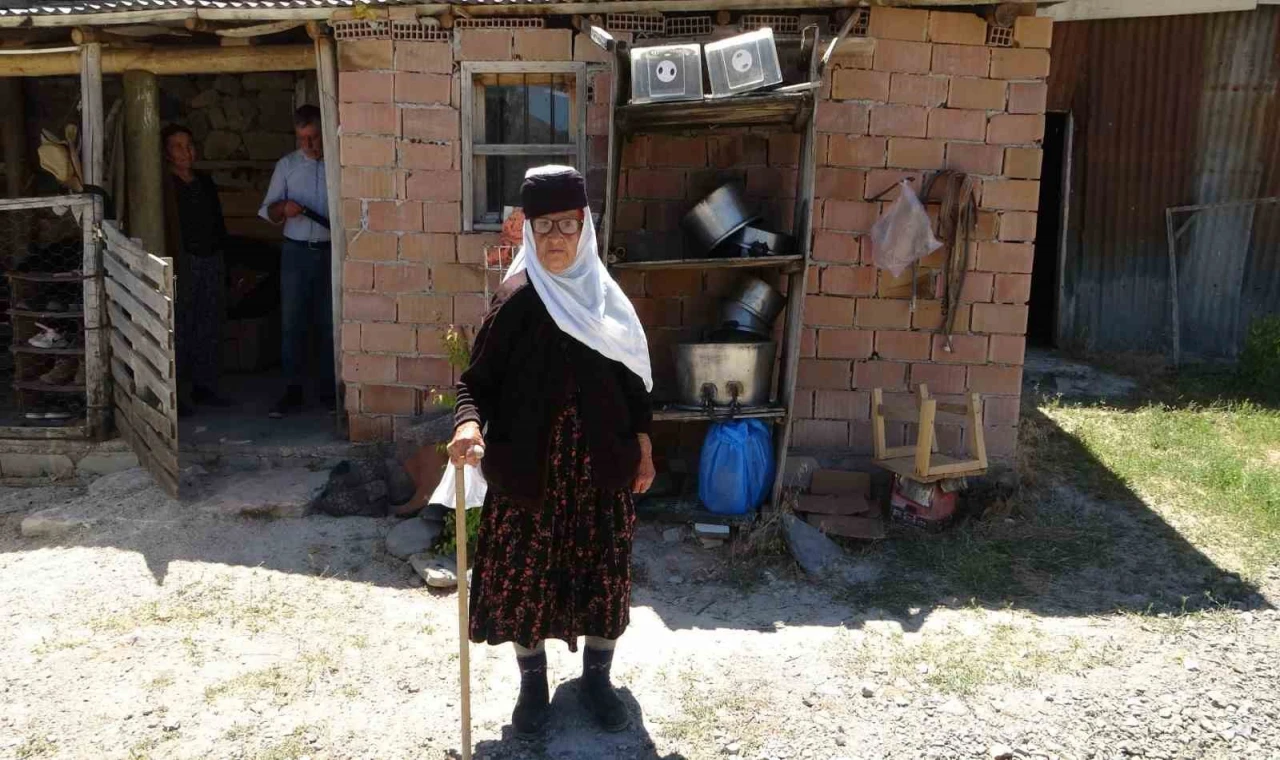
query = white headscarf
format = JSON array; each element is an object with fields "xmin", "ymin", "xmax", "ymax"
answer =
[{"xmin": 504, "ymin": 204, "xmax": 654, "ymax": 392}]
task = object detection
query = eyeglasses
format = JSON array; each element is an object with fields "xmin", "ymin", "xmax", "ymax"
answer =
[{"xmin": 531, "ymin": 217, "xmax": 582, "ymax": 236}]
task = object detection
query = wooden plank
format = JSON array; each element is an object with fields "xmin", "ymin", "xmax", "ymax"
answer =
[
  {"xmin": 652, "ymin": 406, "xmax": 786, "ymax": 423},
  {"xmin": 871, "ymin": 387, "xmax": 886, "ymax": 461},
  {"xmin": 124, "ymin": 70, "xmax": 164, "ymax": 256},
  {"xmin": 82, "ymin": 197, "xmax": 108, "ymax": 440},
  {"xmin": 103, "ymin": 249, "xmax": 172, "ymax": 321},
  {"xmin": 113, "ymin": 383, "xmax": 174, "ymax": 446},
  {"xmin": 114, "ymin": 385, "xmax": 178, "ymax": 469},
  {"xmin": 0, "ymin": 195, "xmax": 93, "ymax": 212},
  {"xmin": 876, "ymin": 454, "xmax": 984, "ymax": 484},
  {"xmin": 110, "ymin": 332, "xmax": 175, "ymax": 415},
  {"xmin": 612, "ymin": 255, "xmax": 803, "ymax": 271},
  {"xmin": 876, "ymin": 404, "xmax": 968, "ymax": 424},
  {"xmin": 79, "ymin": 42, "xmax": 103, "ymax": 187},
  {"xmin": 105, "ymin": 277, "xmax": 170, "ymax": 348},
  {"xmin": 914, "ymin": 399, "xmax": 936, "ymax": 479},
  {"xmin": 926, "ymin": 459, "xmax": 986, "ymax": 478},
  {"xmin": 215, "ymin": 19, "xmax": 307, "ymax": 38},
  {"xmin": 102, "ymin": 222, "xmax": 172, "ymax": 291},
  {"xmin": 0, "ymin": 78, "xmax": 26, "ymax": 197},
  {"xmin": 0, "ymin": 45, "xmax": 315, "ymax": 76},
  {"xmin": 107, "ymin": 300, "xmax": 171, "ymax": 381},
  {"xmin": 115, "ymin": 412, "xmax": 179, "ymax": 497},
  {"xmin": 315, "ymin": 33, "xmax": 345, "ymax": 427},
  {"xmin": 0, "ymin": 425, "xmax": 89, "ymax": 440},
  {"xmin": 617, "ymin": 92, "xmax": 812, "ymax": 134},
  {"xmin": 1043, "ymin": 0, "xmax": 1255, "ymax": 21},
  {"xmin": 967, "ymin": 393, "xmax": 988, "ymax": 471}
]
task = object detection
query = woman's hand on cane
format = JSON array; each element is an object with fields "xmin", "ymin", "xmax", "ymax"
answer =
[{"xmin": 449, "ymin": 422, "xmax": 486, "ymax": 467}]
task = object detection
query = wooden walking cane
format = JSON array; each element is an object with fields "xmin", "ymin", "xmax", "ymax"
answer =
[{"xmin": 454, "ymin": 448, "xmax": 481, "ymax": 760}]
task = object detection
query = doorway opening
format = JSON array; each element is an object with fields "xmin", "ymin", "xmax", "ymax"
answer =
[{"xmin": 1028, "ymin": 111, "xmax": 1072, "ymax": 348}]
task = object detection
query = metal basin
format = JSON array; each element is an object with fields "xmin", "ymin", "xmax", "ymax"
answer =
[
  {"xmin": 682, "ymin": 183, "xmax": 760, "ymax": 252},
  {"xmin": 724, "ymin": 276, "xmax": 785, "ymax": 328},
  {"xmin": 674, "ymin": 341, "xmax": 776, "ymax": 410}
]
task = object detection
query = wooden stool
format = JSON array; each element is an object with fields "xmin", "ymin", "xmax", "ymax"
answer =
[{"xmin": 871, "ymin": 384, "xmax": 988, "ymax": 483}]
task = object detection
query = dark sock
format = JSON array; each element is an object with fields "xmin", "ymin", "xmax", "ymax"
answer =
[
  {"xmin": 581, "ymin": 646, "xmax": 629, "ymax": 732},
  {"xmin": 513, "ymin": 650, "xmax": 550, "ymax": 736}
]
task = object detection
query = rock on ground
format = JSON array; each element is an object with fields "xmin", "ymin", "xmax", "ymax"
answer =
[
  {"xmin": 783, "ymin": 513, "xmax": 846, "ymax": 576},
  {"xmin": 386, "ymin": 517, "xmax": 443, "ymax": 560},
  {"xmin": 194, "ymin": 468, "xmax": 329, "ymax": 519}
]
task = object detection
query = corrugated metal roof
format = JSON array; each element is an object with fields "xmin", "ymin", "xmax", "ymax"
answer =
[
  {"xmin": 0, "ymin": 0, "xmax": 585, "ymax": 15},
  {"xmin": 1048, "ymin": 8, "xmax": 1280, "ymax": 359}
]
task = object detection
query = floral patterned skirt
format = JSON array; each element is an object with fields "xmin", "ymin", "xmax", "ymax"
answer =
[{"xmin": 468, "ymin": 403, "xmax": 636, "ymax": 651}]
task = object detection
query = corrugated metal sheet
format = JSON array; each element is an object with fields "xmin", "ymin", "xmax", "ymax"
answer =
[
  {"xmin": 0, "ymin": 0, "xmax": 580, "ymax": 15},
  {"xmin": 1048, "ymin": 9, "xmax": 1280, "ymax": 358}
]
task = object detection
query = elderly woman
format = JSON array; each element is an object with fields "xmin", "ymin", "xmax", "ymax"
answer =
[{"xmin": 448, "ymin": 165, "xmax": 655, "ymax": 736}]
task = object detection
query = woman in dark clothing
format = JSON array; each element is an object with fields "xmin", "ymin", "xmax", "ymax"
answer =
[
  {"xmin": 448, "ymin": 165, "xmax": 655, "ymax": 737},
  {"xmin": 162, "ymin": 124, "xmax": 230, "ymax": 414}
]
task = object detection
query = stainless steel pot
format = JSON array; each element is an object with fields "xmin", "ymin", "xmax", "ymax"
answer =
[
  {"xmin": 682, "ymin": 183, "xmax": 760, "ymax": 252},
  {"xmin": 725, "ymin": 277, "xmax": 784, "ymax": 328},
  {"xmin": 674, "ymin": 341, "xmax": 776, "ymax": 410},
  {"xmin": 720, "ymin": 301, "xmax": 771, "ymax": 337},
  {"xmin": 718, "ymin": 225, "xmax": 796, "ymax": 257}
]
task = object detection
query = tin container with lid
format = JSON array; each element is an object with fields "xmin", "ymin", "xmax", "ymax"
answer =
[
  {"xmin": 703, "ymin": 28, "xmax": 783, "ymax": 98},
  {"xmin": 629, "ymin": 43, "xmax": 704, "ymax": 104}
]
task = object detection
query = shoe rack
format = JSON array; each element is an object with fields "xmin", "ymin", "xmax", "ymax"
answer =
[{"xmin": 6, "ymin": 270, "xmax": 87, "ymax": 426}]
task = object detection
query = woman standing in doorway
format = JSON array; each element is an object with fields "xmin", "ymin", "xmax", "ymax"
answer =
[
  {"xmin": 162, "ymin": 124, "xmax": 230, "ymax": 415},
  {"xmin": 448, "ymin": 165, "xmax": 655, "ymax": 736}
]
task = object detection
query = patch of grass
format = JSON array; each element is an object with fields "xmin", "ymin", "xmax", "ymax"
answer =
[
  {"xmin": 147, "ymin": 673, "xmax": 175, "ymax": 691},
  {"xmin": 659, "ymin": 667, "xmax": 767, "ymax": 752},
  {"xmin": 204, "ymin": 651, "xmax": 338, "ymax": 706},
  {"xmin": 14, "ymin": 735, "xmax": 55, "ymax": 759},
  {"xmin": 258, "ymin": 725, "xmax": 320, "ymax": 760},
  {"xmin": 90, "ymin": 577, "xmax": 302, "ymax": 635},
  {"xmin": 31, "ymin": 636, "xmax": 89, "ymax": 655}
]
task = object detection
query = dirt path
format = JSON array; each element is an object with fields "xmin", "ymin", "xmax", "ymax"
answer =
[{"xmin": 0, "ymin": 470, "xmax": 1277, "ymax": 760}]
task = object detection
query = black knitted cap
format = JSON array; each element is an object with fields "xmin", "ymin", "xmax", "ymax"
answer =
[{"xmin": 520, "ymin": 164, "xmax": 588, "ymax": 219}]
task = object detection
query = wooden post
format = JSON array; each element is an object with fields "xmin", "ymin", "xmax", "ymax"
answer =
[
  {"xmin": 79, "ymin": 42, "xmax": 104, "ymax": 187},
  {"xmin": 314, "ymin": 33, "xmax": 346, "ymax": 431},
  {"xmin": 123, "ymin": 70, "xmax": 164, "ymax": 255},
  {"xmin": 0, "ymin": 78, "xmax": 26, "ymax": 198}
]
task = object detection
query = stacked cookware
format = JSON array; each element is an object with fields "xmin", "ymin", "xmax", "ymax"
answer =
[{"xmin": 674, "ymin": 276, "xmax": 784, "ymax": 413}]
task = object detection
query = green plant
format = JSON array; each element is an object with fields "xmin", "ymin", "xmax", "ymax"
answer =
[
  {"xmin": 1238, "ymin": 315, "xmax": 1280, "ymax": 401},
  {"xmin": 437, "ymin": 506, "xmax": 482, "ymax": 559}
]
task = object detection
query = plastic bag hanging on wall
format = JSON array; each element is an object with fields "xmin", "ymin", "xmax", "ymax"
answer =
[{"xmin": 869, "ymin": 180, "xmax": 942, "ymax": 277}]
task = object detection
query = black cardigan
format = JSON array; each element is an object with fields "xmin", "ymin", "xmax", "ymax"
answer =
[{"xmin": 454, "ymin": 272, "xmax": 653, "ymax": 503}]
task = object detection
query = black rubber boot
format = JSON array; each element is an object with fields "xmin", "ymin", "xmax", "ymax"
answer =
[
  {"xmin": 512, "ymin": 650, "xmax": 550, "ymax": 736},
  {"xmin": 580, "ymin": 646, "xmax": 629, "ymax": 732}
]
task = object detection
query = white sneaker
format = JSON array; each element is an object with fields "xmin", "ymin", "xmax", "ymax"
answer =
[{"xmin": 28, "ymin": 323, "xmax": 69, "ymax": 349}]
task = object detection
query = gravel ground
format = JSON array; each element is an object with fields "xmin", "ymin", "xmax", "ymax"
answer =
[{"xmin": 0, "ymin": 468, "xmax": 1276, "ymax": 760}]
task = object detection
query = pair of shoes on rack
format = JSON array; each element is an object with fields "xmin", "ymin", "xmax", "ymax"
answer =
[
  {"xmin": 28, "ymin": 323, "xmax": 71, "ymax": 349},
  {"xmin": 38, "ymin": 358, "xmax": 82, "ymax": 386}
]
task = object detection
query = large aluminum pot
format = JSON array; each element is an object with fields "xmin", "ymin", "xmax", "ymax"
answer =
[
  {"xmin": 675, "ymin": 341, "xmax": 776, "ymax": 409},
  {"xmin": 682, "ymin": 183, "xmax": 760, "ymax": 252},
  {"xmin": 724, "ymin": 276, "xmax": 784, "ymax": 328}
]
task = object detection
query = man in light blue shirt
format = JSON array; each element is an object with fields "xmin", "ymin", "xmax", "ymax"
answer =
[{"xmin": 259, "ymin": 105, "xmax": 334, "ymax": 418}]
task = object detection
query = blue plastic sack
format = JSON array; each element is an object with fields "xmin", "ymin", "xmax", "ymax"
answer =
[{"xmin": 699, "ymin": 419, "xmax": 775, "ymax": 515}]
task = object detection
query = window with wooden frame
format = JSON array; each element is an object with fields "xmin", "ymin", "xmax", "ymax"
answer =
[{"xmin": 461, "ymin": 62, "xmax": 588, "ymax": 231}]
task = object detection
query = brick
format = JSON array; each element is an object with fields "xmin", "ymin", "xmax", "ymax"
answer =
[
  {"xmin": 792, "ymin": 419, "xmax": 849, "ymax": 448},
  {"xmin": 454, "ymin": 294, "xmax": 487, "ymax": 326},
  {"xmin": 416, "ymin": 326, "xmax": 449, "ymax": 355},
  {"xmin": 889, "ymin": 74, "xmax": 949, "ymax": 107},
  {"xmin": 1014, "ymin": 16, "xmax": 1054, "ymax": 49},
  {"xmin": 887, "ymin": 138, "xmax": 946, "ymax": 170},
  {"xmin": 574, "ymin": 31, "xmax": 611, "ymax": 63},
  {"xmin": 820, "ymin": 266, "xmax": 876, "ymax": 297},
  {"xmin": 865, "ymin": 170, "xmax": 922, "ymax": 201},
  {"xmin": 811, "ymin": 468, "xmax": 872, "ymax": 494},
  {"xmin": 870, "ymin": 105, "xmax": 928, "ymax": 137},
  {"xmin": 822, "ymin": 201, "xmax": 879, "ymax": 232},
  {"xmin": 910, "ymin": 363, "xmax": 968, "ymax": 394},
  {"xmin": 1008, "ymin": 82, "xmax": 1048, "ymax": 115},
  {"xmin": 431, "ymin": 263, "xmax": 484, "ymax": 293},
  {"xmin": 456, "ymin": 233, "xmax": 498, "ymax": 265},
  {"xmin": 817, "ymin": 328, "xmax": 874, "ymax": 359},
  {"xmin": 458, "ymin": 29, "xmax": 512, "ymax": 61},
  {"xmin": 928, "ymin": 11, "xmax": 989, "ymax": 46},
  {"xmin": 912, "ymin": 300, "xmax": 969, "ymax": 331},
  {"xmin": 998, "ymin": 212, "xmax": 1037, "ymax": 242},
  {"xmin": 875, "ymin": 330, "xmax": 932, "ymax": 360},
  {"xmin": 343, "ymin": 199, "xmax": 363, "ymax": 229},
  {"xmin": 368, "ymin": 201, "xmax": 423, "ymax": 232},
  {"xmin": 817, "ymin": 101, "xmax": 870, "ymax": 134},
  {"xmin": 398, "ymin": 294, "xmax": 453, "ymax": 324},
  {"xmin": 398, "ymin": 141, "xmax": 454, "ymax": 170},
  {"xmin": 945, "ymin": 142, "xmax": 1004, "ymax": 175},
  {"xmin": 394, "ymin": 73, "xmax": 451, "ymax": 104},
  {"xmin": 401, "ymin": 233, "xmax": 455, "ymax": 263},
  {"xmin": 831, "ymin": 69, "xmax": 891, "ymax": 101},
  {"xmin": 649, "ymin": 135, "xmax": 707, "ymax": 167},
  {"xmin": 986, "ymin": 425, "xmax": 1019, "ymax": 459},
  {"xmin": 798, "ymin": 359, "xmax": 853, "ymax": 390},
  {"xmin": 341, "ymin": 167, "xmax": 395, "ymax": 200},
  {"xmin": 874, "ymin": 40, "xmax": 933, "ymax": 74},
  {"xmin": 976, "ymin": 211, "xmax": 1000, "ymax": 240},
  {"xmin": 632, "ymin": 298, "xmax": 682, "ymax": 327},
  {"xmin": 870, "ymin": 6, "xmax": 930, "ymax": 41},
  {"xmin": 399, "ymin": 356, "xmax": 452, "ymax": 386},
  {"xmin": 338, "ymin": 40, "xmax": 393, "ymax": 71},
  {"xmin": 339, "ymin": 102, "xmax": 398, "ymax": 136},
  {"xmin": 769, "ymin": 133, "xmax": 803, "ymax": 166},
  {"xmin": 856, "ymin": 298, "xmax": 911, "ymax": 329},
  {"xmin": 931, "ymin": 333, "xmax": 989, "ymax": 363},
  {"xmin": 396, "ymin": 41, "xmax": 452, "ymax": 74},
  {"xmin": 361, "ymin": 385, "xmax": 418, "ymax": 415},
  {"xmin": 628, "ymin": 169, "xmax": 686, "ymax": 200},
  {"xmin": 405, "ymin": 170, "xmax": 462, "ymax": 202},
  {"xmin": 747, "ymin": 167, "xmax": 798, "ymax": 197},
  {"xmin": 402, "ymin": 108, "xmax": 458, "ymax": 141},
  {"xmin": 340, "ymin": 71, "xmax": 393, "ymax": 103},
  {"xmin": 976, "ymin": 241, "xmax": 1034, "ymax": 274},
  {"xmin": 813, "ymin": 231, "xmax": 862, "ymax": 263},
  {"xmin": 854, "ymin": 360, "xmax": 907, "ymax": 390},
  {"xmin": 614, "ymin": 201, "xmax": 644, "ymax": 232},
  {"xmin": 983, "ymin": 396, "xmax": 1021, "ymax": 427},
  {"xmin": 971, "ymin": 303, "xmax": 1028, "ymax": 334},
  {"xmin": 341, "ymin": 261, "xmax": 373, "ymax": 292},
  {"xmin": 343, "ymin": 353, "xmax": 396, "ymax": 383},
  {"xmin": 968, "ymin": 364, "xmax": 1023, "ymax": 395},
  {"xmin": 362, "ymin": 323, "xmax": 416, "ymax": 353},
  {"xmin": 927, "ymin": 108, "xmax": 987, "ymax": 141},
  {"xmin": 931, "ymin": 44, "xmax": 990, "ymax": 77},
  {"xmin": 587, "ymin": 103, "xmax": 609, "ymax": 136},
  {"xmin": 827, "ymin": 135, "xmax": 887, "ymax": 168},
  {"xmin": 960, "ymin": 271, "xmax": 995, "ymax": 302},
  {"xmin": 814, "ymin": 390, "xmax": 872, "ymax": 422},
  {"xmin": 816, "ymin": 168, "xmax": 868, "ymax": 200},
  {"xmin": 342, "ymin": 135, "xmax": 395, "ymax": 167},
  {"xmin": 989, "ymin": 334, "xmax": 1027, "ymax": 365},
  {"xmin": 800, "ymin": 329, "xmax": 817, "ymax": 359},
  {"xmin": 806, "ymin": 295, "xmax": 857, "ymax": 326},
  {"xmin": 424, "ymin": 202, "xmax": 461, "ymax": 233},
  {"xmin": 374, "ymin": 263, "xmax": 428, "ymax": 293},
  {"xmin": 948, "ymin": 78, "xmax": 1006, "ymax": 111},
  {"xmin": 349, "ymin": 414, "xmax": 393, "ymax": 443},
  {"xmin": 994, "ymin": 273, "xmax": 1032, "ymax": 304},
  {"xmin": 982, "ymin": 180, "xmax": 1040, "ymax": 211},
  {"xmin": 347, "ymin": 231, "xmax": 398, "ymax": 261},
  {"xmin": 623, "ymin": 135, "xmax": 651, "ymax": 167},
  {"xmin": 645, "ymin": 270, "xmax": 701, "ymax": 297},
  {"xmin": 513, "ymin": 29, "xmax": 572, "ymax": 61},
  {"xmin": 340, "ymin": 323, "xmax": 361, "ymax": 355},
  {"xmin": 988, "ymin": 114, "xmax": 1045, "ymax": 145},
  {"xmin": 991, "ymin": 48, "xmax": 1051, "ymax": 79},
  {"xmin": 1005, "ymin": 148, "xmax": 1043, "ymax": 179}
]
